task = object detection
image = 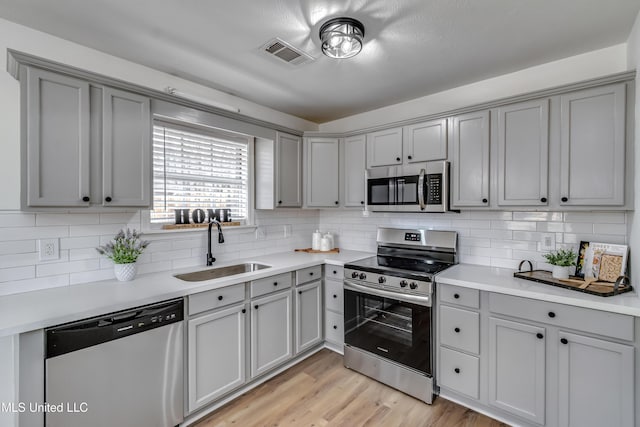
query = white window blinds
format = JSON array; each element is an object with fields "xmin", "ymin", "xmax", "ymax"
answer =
[{"xmin": 151, "ymin": 120, "xmax": 250, "ymax": 223}]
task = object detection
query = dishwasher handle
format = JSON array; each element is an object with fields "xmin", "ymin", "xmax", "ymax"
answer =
[{"xmin": 46, "ymin": 298, "xmax": 184, "ymax": 359}]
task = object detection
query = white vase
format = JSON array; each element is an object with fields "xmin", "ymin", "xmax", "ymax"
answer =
[
  {"xmin": 114, "ymin": 262, "xmax": 137, "ymax": 282},
  {"xmin": 552, "ymin": 265, "xmax": 570, "ymax": 280}
]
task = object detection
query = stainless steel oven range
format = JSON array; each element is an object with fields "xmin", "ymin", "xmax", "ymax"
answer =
[{"xmin": 343, "ymin": 227, "xmax": 457, "ymax": 403}]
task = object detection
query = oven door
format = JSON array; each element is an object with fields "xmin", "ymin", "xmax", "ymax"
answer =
[{"xmin": 343, "ymin": 281, "xmax": 432, "ymax": 376}]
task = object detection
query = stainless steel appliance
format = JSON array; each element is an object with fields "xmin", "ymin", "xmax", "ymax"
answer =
[
  {"xmin": 366, "ymin": 160, "xmax": 450, "ymax": 212},
  {"xmin": 343, "ymin": 227, "xmax": 457, "ymax": 403},
  {"xmin": 45, "ymin": 299, "xmax": 184, "ymax": 427}
]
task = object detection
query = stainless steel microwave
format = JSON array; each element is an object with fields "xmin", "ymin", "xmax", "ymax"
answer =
[{"xmin": 366, "ymin": 160, "xmax": 450, "ymax": 212}]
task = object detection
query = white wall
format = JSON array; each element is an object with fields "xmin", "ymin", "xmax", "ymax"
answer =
[
  {"xmin": 319, "ymin": 44, "xmax": 628, "ymax": 133},
  {"xmin": 0, "ymin": 17, "xmax": 319, "ymax": 210},
  {"xmin": 627, "ymin": 11, "xmax": 640, "ymax": 285}
]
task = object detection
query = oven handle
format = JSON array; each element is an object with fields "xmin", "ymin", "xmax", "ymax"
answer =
[
  {"xmin": 418, "ymin": 168, "xmax": 426, "ymax": 210},
  {"xmin": 343, "ymin": 280, "xmax": 432, "ymax": 307}
]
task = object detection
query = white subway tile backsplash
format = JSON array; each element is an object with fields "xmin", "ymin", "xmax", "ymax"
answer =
[
  {"xmin": 0, "ymin": 274, "xmax": 69, "ymax": 296},
  {"xmin": 99, "ymin": 212, "xmax": 140, "ymax": 224},
  {"xmin": 0, "ymin": 213, "xmax": 36, "ymax": 227},
  {"xmin": 0, "ymin": 266, "xmax": 35, "ymax": 282},
  {"xmin": 563, "ymin": 212, "xmax": 626, "ymax": 223},
  {"xmin": 0, "ymin": 253, "xmax": 39, "ymax": 269},
  {"xmin": 60, "ymin": 236, "xmax": 100, "ymax": 250},
  {"xmin": 0, "ymin": 240, "xmax": 36, "ymax": 255},
  {"xmin": 593, "ymin": 223, "xmax": 628, "ymax": 235},
  {"xmin": 513, "ymin": 212, "xmax": 563, "ymax": 222},
  {"xmin": 491, "ymin": 221, "xmax": 537, "ymax": 231},
  {"xmin": 69, "ymin": 248, "xmax": 100, "ymax": 261},
  {"xmin": 0, "ymin": 226, "xmax": 69, "ymax": 241},
  {"xmin": 70, "ymin": 224, "xmax": 127, "ymax": 237},
  {"xmin": 37, "ymin": 260, "xmax": 100, "ymax": 277},
  {"xmin": 70, "ymin": 269, "xmax": 115, "ymax": 285},
  {"xmin": 37, "ymin": 213, "xmax": 99, "ymax": 226}
]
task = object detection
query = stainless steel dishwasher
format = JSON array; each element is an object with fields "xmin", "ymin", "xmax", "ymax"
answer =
[{"xmin": 45, "ymin": 299, "xmax": 184, "ymax": 427}]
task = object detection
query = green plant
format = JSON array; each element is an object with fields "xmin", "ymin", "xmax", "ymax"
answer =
[
  {"xmin": 96, "ymin": 229, "xmax": 149, "ymax": 264},
  {"xmin": 543, "ymin": 248, "xmax": 577, "ymax": 267}
]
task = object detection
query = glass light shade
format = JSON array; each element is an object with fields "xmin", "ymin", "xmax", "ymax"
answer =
[{"xmin": 320, "ymin": 17, "xmax": 365, "ymax": 59}]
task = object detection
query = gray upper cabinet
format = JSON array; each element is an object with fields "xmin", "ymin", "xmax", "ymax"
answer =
[
  {"xmin": 276, "ymin": 132, "xmax": 303, "ymax": 207},
  {"xmin": 250, "ymin": 290, "xmax": 293, "ymax": 377},
  {"xmin": 558, "ymin": 331, "xmax": 634, "ymax": 427},
  {"xmin": 366, "ymin": 127, "xmax": 403, "ymax": 168},
  {"xmin": 342, "ymin": 135, "xmax": 366, "ymax": 207},
  {"xmin": 295, "ymin": 280, "xmax": 323, "ymax": 353},
  {"xmin": 451, "ymin": 111, "xmax": 490, "ymax": 207},
  {"xmin": 488, "ymin": 317, "xmax": 546, "ymax": 425},
  {"xmin": 403, "ymin": 119, "xmax": 447, "ymax": 163},
  {"xmin": 305, "ymin": 137, "xmax": 340, "ymax": 207},
  {"xmin": 559, "ymin": 84, "xmax": 626, "ymax": 206},
  {"xmin": 25, "ymin": 68, "xmax": 91, "ymax": 207},
  {"xmin": 102, "ymin": 87, "xmax": 151, "ymax": 207},
  {"xmin": 23, "ymin": 67, "xmax": 152, "ymax": 208},
  {"xmin": 497, "ymin": 99, "xmax": 549, "ymax": 206}
]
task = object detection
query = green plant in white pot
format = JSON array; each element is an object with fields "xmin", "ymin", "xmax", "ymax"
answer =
[
  {"xmin": 97, "ymin": 229, "xmax": 149, "ymax": 281},
  {"xmin": 543, "ymin": 248, "xmax": 577, "ymax": 280}
]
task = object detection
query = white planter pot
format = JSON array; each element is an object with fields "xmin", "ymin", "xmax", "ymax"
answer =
[
  {"xmin": 552, "ymin": 265, "xmax": 570, "ymax": 280},
  {"xmin": 114, "ymin": 262, "xmax": 137, "ymax": 282}
]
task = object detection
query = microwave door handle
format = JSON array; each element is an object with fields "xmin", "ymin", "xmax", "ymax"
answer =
[{"xmin": 418, "ymin": 169, "xmax": 426, "ymax": 210}]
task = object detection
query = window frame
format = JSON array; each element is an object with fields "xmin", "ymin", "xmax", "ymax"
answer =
[{"xmin": 143, "ymin": 116, "xmax": 255, "ymax": 233}]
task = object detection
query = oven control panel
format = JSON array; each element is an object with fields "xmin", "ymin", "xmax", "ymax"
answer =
[
  {"xmin": 404, "ymin": 232, "xmax": 421, "ymax": 242},
  {"xmin": 344, "ymin": 268, "xmax": 432, "ymax": 296}
]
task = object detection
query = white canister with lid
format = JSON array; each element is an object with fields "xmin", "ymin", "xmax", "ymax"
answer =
[
  {"xmin": 320, "ymin": 235, "xmax": 331, "ymax": 252},
  {"xmin": 312, "ymin": 230, "xmax": 322, "ymax": 250},
  {"xmin": 324, "ymin": 232, "xmax": 334, "ymax": 250}
]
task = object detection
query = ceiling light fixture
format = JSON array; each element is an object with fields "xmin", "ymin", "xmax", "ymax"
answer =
[{"xmin": 320, "ymin": 17, "xmax": 365, "ymax": 59}]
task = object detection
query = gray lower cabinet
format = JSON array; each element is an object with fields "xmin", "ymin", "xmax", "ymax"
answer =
[
  {"xmin": 295, "ymin": 280, "xmax": 323, "ymax": 353},
  {"xmin": 251, "ymin": 290, "xmax": 293, "ymax": 377},
  {"xmin": 557, "ymin": 331, "xmax": 634, "ymax": 427},
  {"xmin": 488, "ymin": 317, "xmax": 546, "ymax": 425},
  {"xmin": 187, "ymin": 303, "xmax": 246, "ymax": 412},
  {"xmin": 25, "ymin": 67, "xmax": 91, "ymax": 207},
  {"xmin": 324, "ymin": 267, "xmax": 344, "ymax": 350}
]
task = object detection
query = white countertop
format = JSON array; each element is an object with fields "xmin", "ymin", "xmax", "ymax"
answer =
[
  {"xmin": 0, "ymin": 250, "xmax": 372, "ymax": 338},
  {"xmin": 437, "ymin": 264, "xmax": 640, "ymax": 317}
]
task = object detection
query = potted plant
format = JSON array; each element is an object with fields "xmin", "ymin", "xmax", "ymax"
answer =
[
  {"xmin": 97, "ymin": 228, "xmax": 149, "ymax": 281},
  {"xmin": 543, "ymin": 248, "xmax": 577, "ymax": 279}
]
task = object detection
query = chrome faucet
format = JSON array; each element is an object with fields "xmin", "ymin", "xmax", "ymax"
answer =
[{"xmin": 206, "ymin": 219, "xmax": 225, "ymax": 266}]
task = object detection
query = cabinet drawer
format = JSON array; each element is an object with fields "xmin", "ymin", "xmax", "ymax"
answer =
[
  {"xmin": 439, "ymin": 347, "xmax": 480, "ymax": 400},
  {"xmin": 250, "ymin": 273, "xmax": 292, "ymax": 299},
  {"xmin": 324, "ymin": 279, "xmax": 343, "ymax": 313},
  {"xmin": 440, "ymin": 305, "xmax": 480, "ymax": 355},
  {"xmin": 325, "ymin": 310, "xmax": 344, "ymax": 345},
  {"xmin": 489, "ymin": 293, "xmax": 634, "ymax": 341},
  {"xmin": 296, "ymin": 265, "xmax": 322, "ymax": 285},
  {"xmin": 189, "ymin": 283, "xmax": 245, "ymax": 316},
  {"xmin": 439, "ymin": 284, "xmax": 480, "ymax": 309},
  {"xmin": 324, "ymin": 265, "xmax": 344, "ymax": 281}
]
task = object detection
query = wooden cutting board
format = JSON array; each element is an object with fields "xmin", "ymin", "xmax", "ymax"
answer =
[{"xmin": 295, "ymin": 248, "xmax": 340, "ymax": 254}]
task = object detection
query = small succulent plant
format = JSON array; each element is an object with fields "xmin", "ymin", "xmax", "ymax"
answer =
[
  {"xmin": 96, "ymin": 228, "xmax": 150, "ymax": 264},
  {"xmin": 542, "ymin": 248, "xmax": 577, "ymax": 267}
]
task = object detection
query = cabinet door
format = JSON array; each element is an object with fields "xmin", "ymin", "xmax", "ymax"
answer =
[
  {"xmin": 306, "ymin": 138, "xmax": 340, "ymax": 207},
  {"xmin": 343, "ymin": 135, "xmax": 366, "ymax": 207},
  {"xmin": 251, "ymin": 291, "xmax": 293, "ymax": 377},
  {"xmin": 451, "ymin": 111, "xmax": 490, "ymax": 207},
  {"xmin": 558, "ymin": 331, "xmax": 634, "ymax": 427},
  {"xmin": 403, "ymin": 119, "xmax": 447, "ymax": 163},
  {"xmin": 295, "ymin": 280, "xmax": 323, "ymax": 353},
  {"xmin": 559, "ymin": 84, "xmax": 626, "ymax": 206},
  {"xmin": 488, "ymin": 317, "xmax": 546, "ymax": 425},
  {"xmin": 102, "ymin": 87, "xmax": 151, "ymax": 207},
  {"xmin": 188, "ymin": 304, "xmax": 246, "ymax": 412},
  {"xmin": 366, "ymin": 127, "xmax": 402, "ymax": 167},
  {"xmin": 26, "ymin": 68, "xmax": 91, "ymax": 207},
  {"xmin": 276, "ymin": 132, "xmax": 302, "ymax": 207},
  {"xmin": 497, "ymin": 99, "xmax": 549, "ymax": 206}
]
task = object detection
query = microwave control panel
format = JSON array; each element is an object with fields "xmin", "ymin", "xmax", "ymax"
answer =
[{"xmin": 426, "ymin": 174, "xmax": 442, "ymax": 204}]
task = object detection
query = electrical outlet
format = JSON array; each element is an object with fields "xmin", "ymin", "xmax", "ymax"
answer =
[
  {"xmin": 255, "ymin": 227, "xmax": 266, "ymax": 240},
  {"xmin": 362, "ymin": 208, "xmax": 370, "ymax": 217},
  {"xmin": 540, "ymin": 233, "xmax": 555, "ymax": 252},
  {"xmin": 39, "ymin": 238, "xmax": 59, "ymax": 261}
]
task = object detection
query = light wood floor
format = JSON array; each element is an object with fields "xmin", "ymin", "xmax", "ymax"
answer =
[{"xmin": 193, "ymin": 349, "xmax": 509, "ymax": 427}]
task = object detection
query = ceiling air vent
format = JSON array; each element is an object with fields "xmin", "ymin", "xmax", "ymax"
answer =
[{"xmin": 261, "ymin": 38, "xmax": 314, "ymax": 66}]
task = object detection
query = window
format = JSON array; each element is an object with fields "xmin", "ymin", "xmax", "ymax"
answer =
[{"xmin": 151, "ymin": 120, "xmax": 250, "ymax": 224}]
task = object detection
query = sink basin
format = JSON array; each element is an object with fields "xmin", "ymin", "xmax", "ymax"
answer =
[{"xmin": 174, "ymin": 263, "xmax": 271, "ymax": 282}]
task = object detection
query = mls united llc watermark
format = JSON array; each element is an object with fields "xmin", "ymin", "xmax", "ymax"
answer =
[{"xmin": 1, "ymin": 402, "xmax": 88, "ymax": 413}]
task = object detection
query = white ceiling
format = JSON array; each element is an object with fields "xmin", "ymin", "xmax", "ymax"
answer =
[{"xmin": 0, "ymin": 0, "xmax": 638, "ymax": 123}]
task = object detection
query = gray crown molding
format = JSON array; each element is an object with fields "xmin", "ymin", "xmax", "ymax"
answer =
[
  {"xmin": 7, "ymin": 49, "xmax": 305, "ymax": 137},
  {"xmin": 304, "ymin": 70, "xmax": 636, "ymax": 138}
]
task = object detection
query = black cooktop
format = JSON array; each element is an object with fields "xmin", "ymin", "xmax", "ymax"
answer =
[{"xmin": 345, "ymin": 255, "xmax": 454, "ymax": 279}]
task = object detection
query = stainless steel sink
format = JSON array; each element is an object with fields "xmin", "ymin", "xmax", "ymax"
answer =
[{"xmin": 174, "ymin": 263, "xmax": 271, "ymax": 282}]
